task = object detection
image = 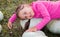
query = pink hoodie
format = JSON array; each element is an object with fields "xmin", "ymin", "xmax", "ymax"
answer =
[{"xmin": 9, "ymin": 1, "xmax": 60, "ymax": 30}]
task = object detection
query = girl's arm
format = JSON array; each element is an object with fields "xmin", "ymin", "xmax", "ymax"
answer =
[
  {"xmin": 9, "ymin": 13, "xmax": 17, "ymax": 23},
  {"xmin": 35, "ymin": 3, "xmax": 51, "ymax": 30},
  {"xmin": 8, "ymin": 13, "xmax": 17, "ymax": 29}
]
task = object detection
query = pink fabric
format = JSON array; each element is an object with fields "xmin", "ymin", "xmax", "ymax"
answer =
[
  {"xmin": 9, "ymin": 1, "xmax": 60, "ymax": 30},
  {"xmin": 37, "ymin": 0, "xmax": 50, "ymax": 1},
  {"xmin": 9, "ymin": 14, "xmax": 17, "ymax": 23},
  {"xmin": 37, "ymin": 0, "xmax": 47, "ymax": 1},
  {"xmin": 32, "ymin": 1, "xmax": 60, "ymax": 30}
]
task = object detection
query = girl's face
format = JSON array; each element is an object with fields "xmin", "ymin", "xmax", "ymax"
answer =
[{"xmin": 18, "ymin": 5, "xmax": 34, "ymax": 20}]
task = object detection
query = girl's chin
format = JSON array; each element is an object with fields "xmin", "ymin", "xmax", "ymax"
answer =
[{"xmin": 29, "ymin": 17, "xmax": 33, "ymax": 19}]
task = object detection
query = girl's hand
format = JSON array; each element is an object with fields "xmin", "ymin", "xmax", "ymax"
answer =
[
  {"xmin": 7, "ymin": 21, "xmax": 12, "ymax": 29},
  {"xmin": 26, "ymin": 27, "xmax": 37, "ymax": 32}
]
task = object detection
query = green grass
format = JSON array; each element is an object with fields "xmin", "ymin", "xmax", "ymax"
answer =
[
  {"xmin": 0, "ymin": 0, "xmax": 60, "ymax": 37},
  {"xmin": 0, "ymin": 0, "xmax": 35, "ymax": 37}
]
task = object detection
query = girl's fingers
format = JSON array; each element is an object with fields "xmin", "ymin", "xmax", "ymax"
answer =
[
  {"xmin": 9, "ymin": 24, "xmax": 12, "ymax": 29},
  {"xmin": 8, "ymin": 24, "xmax": 11, "ymax": 29},
  {"xmin": 26, "ymin": 29, "xmax": 31, "ymax": 32},
  {"xmin": 26, "ymin": 29, "xmax": 34, "ymax": 32},
  {"xmin": 7, "ymin": 23, "xmax": 12, "ymax": 29},
  {"xmin": 26, "ymin": 27, "xmax": 37, "ymax": 32}
]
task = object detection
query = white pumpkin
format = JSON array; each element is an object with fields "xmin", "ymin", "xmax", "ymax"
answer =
[
  {"xmin": 20, "ymin": 18, "xmax": 42, "ymax": 29},
  {"xmin": 22, "ymin": 31, "xmax": 47, "ymax": 37},
  {"xmin": 0, "ymin": 25, "xmax": 2, "ymax": 32},
  {"xmin": 47, "ymin": 20, "xmax": 60, "ymax": 34},
  {"xmin": 29, "ymin": 18, "xmax": 42, "ymax": 28},
  {"xmin": 0, "ymin": 11, "xmax": 4, "ymax": 21}
]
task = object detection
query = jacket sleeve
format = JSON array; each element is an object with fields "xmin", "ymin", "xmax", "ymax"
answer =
[
  {"xmin": 9, "ymin": 13, "xmax": 17, "ymax": 23},
  {"xmin": 35, "ymin": 3, "xmax": 51, "ymax": 30}
]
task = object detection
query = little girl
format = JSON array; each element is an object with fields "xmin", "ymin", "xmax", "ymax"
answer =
[{"xmin": 7, "ymin": 1, "xmax": 60, "ymax": 32}]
